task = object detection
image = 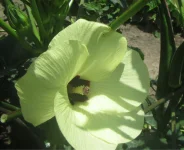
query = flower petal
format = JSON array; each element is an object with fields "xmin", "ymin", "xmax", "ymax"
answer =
[
  {"xmin": 15, "ymin": 40, "xmax": 89, "ymax": 126},
  {"xmin": 75, "ymin": 106, "xmax": 144, "ymax": 144},
  {"xmin": 79, "ymin": 31, "xmax": 127, "ymax": 81},
  {"xmin": 54, "ymin": 90, "xmax": 144, "ymax": 149},
  {"xmin": 78, "ymin": 50, "xmax": 149, "ymax": 114},
  {"xmin": 49, "ymin": 19, "xmax": 127, "ymax": 81}
]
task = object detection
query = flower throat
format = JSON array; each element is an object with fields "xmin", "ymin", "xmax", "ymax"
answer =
[{"xmin": 67, "ymin": 76, "xmax": 90, "ymax": 105}]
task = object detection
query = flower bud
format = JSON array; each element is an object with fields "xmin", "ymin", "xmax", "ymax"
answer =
[{"xmin": 5, "ymin": 0, "xmax": 30, "ymax": 32}]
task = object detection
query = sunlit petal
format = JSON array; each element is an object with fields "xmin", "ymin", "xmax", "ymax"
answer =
[
  {"xmin": 50, "ymin": 19, "xmax": 127, "ymax": 81},
  {"xmin": 79, "ymin": 31, "xmax": 127, "ymax": 81},
  {"xmin": 15, "ymin": 40, "xmax": 89, "ymax": 126}
]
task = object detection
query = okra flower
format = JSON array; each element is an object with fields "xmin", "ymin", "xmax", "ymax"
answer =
[{"xmin": 15, "ymin": 19, "xmax": 149, "ymax": 150}]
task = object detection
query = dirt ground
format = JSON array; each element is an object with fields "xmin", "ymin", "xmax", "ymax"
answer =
[
  {"xmin": 0, "ymin": 1, "xmax": 184, "ymax": 79},
  {"xmin": 120, "ymin": 24, "xmax": 184, "ymax": 79},
  {"xmin": 120, "ymin": 24, "xmax": 161, "ymax": 79}
]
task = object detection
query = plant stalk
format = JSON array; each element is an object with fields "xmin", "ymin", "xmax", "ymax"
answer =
[
  {"xmin": 25, "ymin": 4, "xmax": 41, "ymax": 42},
  {"xmin": 0, "ymin": 18, "xmax": 18, "ymax": 40},
  {"xmin": 109, "ymin": 0, "xmax": 149, "ymax": 30},
  {"xmin": 171, "ymin": 110, "xmax": 176, "ymax": 149},
  {"xmin": 1, "ymin": 109, "xmax": 22, "ymax": 123},
  {"xmin": 144, "ymin": 85, "xmax": 184, "ymax": 113},
  {"xmin": 155, "ymin": 0, "xmax": 175, "ymax": 133},
  {"xmin": 0, "ymin": 101, "xmax": 20, "ymax": 110},
  {"xmin": 30, "ymin": 0, "xmax": 48, "ymax": 43},
  {"xmin": 156, "ymin": 0, "xmax": 175, "ymax": 99}
]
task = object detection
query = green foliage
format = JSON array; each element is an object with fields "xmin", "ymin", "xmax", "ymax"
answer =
[
  {"xmin": 153, "ymin": 30, "xmax": 160, "ymax": 38},
  {"xmin": 146, "ymin": 0, "xmax": 158, "ymax": 11},
  {"xmin": 145, "ymin": 0, "xmax": 184, "ymax": 30},
  {"xmin": 1, "ymin": 0, "xmax": 73, "ymax": 56},
  {"xmin": 123, "ymin": 0, "xmax": 184, "ymax": 31},
  {"xmin": 34, "ymin": 0, "xmax": 71, "ymax": 40},
  {"xmin": 77, "ymin": 0, "xmax": 125, "ymax": 23},
  {"xmin": 122, "ymin": 131, "xmax": 169, "ymax": 149},
  {"xmin": 167, "ymin": 0, "xmax": 184, "ymax": 27},
  {"xmin": 129, "ymin": 46, "xmax": 145, "ymax": 60}
]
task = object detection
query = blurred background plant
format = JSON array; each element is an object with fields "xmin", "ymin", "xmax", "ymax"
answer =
[
  {"xmin": 1, "ymin": 0, "xmax": 184, "ymax": 149},
  {"xmin": 1, "ymin": 0, "xmax": 73, "ymax": 55}
]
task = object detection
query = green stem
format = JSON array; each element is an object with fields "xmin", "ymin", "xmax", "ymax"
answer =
[
  {"xmin": 176, "ymin": 94, "xmax": 184, "ymax": 109},
  {"xmin": 25, "ymin": 4, "xmax": 41, "ymax": 42},
  {"xmin": 163, "ymin": 93, "xmax": 182, "ymax": 132},
  {"xmin": 0, "ymin": 106, "xmax": 45, "ymax": 148},
  {"xmin": 156, "ymin": 0, "xmax": 175, "ymax": 99},
  {"xmin": 155, "ymin": 0, "xmax": 175, "ymax": 133},
  {"xmin": 144, "ymin": 98, "xmax": 165, "ymax": 113},
  {"xmin": 0, "ymin": 19, "xmax": 34, "ymax": 53},
  {"xmin": 69, "ymin": 0, "xmax": 74, "ymax": 8},
  {"xmin": 109, "ymin": 0, "xmax": 149, "ymax": 30},
  {"xmin": 30, "ymin": 0, "xmax": 48, "ymax": 43},
  {"xmin": 0, "ymin": 18, "xmax": 19, "ymax": 40},
  {"xmin": 171, "ymin": 110, "xmax": 176, "ymax": 149},
  {"xmin": 1, "ymin": 109, "xmax": 22, "ymax": 123},
  {"xmin": 144, "ymin": 85, "xmax": 184, "ymax": 113},
  {"xmin": 0, "ymin": 101, "xmax": 20, "ymax": 110}
]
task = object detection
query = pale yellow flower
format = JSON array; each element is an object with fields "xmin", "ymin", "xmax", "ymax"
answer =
[{"xmin": 15, "ymin": 19, "xmax": 149, "ymax": 150}]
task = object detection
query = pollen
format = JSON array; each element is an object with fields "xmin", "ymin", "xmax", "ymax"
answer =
[{"xmin": 71, "ymin": 85, "xmax": 90, "ymax": 95}]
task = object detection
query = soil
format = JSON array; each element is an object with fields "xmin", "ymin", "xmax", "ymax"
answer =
[{"xmin": 120, "ymin": 24, "xmax": 160, "ymax": 79}]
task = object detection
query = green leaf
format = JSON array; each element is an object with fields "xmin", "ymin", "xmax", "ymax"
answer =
[
  {"xmin": 83, "ymin": 2, "xmax": 101, "ymax": 12},
  {"xmin": 102, "ymin": 6, "xmax": 109, "ymax": 11},
  {"xmin": 146, "ymin": 0, "xmax": 157, "ymax": 11},
  {"xmin": 145, "ymin": 112, "xmax": 157, "ymax": 129},
  {"xmin": 178, "ymin": 136, "xmax": 184, "ymax": 141},
  {"xmin": 110, "ymin": 0, "xmax": 128, "ymax": 8},
  {"xmin": 107, "ymin": 14, "xmax": 113, "ymax": 19},
  {"xmin": 169, "ymin": 41, "xmax": 184, "ymax": 88},
  {"xmin": 153, "ymin": 30, "xmax": 160, "ymax": 38},
  {"xmin": 128, "ymin": 46, "xmax": 144, "ymax": 60},
  {"xmin": 168, "ymin": 0, "xmax": 184, "ymax": 27}
]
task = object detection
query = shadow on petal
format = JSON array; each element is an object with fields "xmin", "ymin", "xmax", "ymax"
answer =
[
  {"xmin": 73, "ymin": 105, "xmax": 144, "ymax": 144},
  {"xmin": 86, "ymin": 50, "xmax": 149, "ymax": 112}
]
